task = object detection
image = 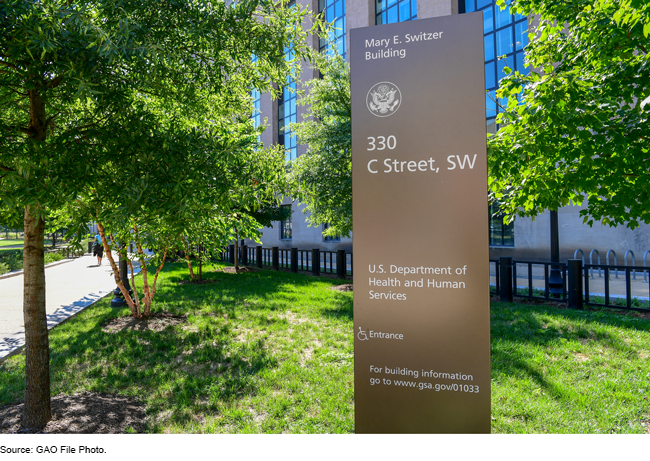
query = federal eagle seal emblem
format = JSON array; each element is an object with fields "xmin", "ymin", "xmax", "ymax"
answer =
[{"xmin": 366, "ymin": 82, "xmax": 401, "ymax": 117}]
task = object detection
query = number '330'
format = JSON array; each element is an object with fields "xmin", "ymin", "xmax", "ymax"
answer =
[{"xmin": 367, "ymin": 135, "xmax": 396, "ymax": 151}]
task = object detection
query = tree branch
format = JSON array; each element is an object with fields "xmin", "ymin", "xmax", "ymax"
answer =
[
  {"xmin": 47, "ymin": 74, "xmax": 65, "ymax": 89},
  {"xmin": 0, "ymin": 60, "xmax": 19, "ymax": 71},
  {"xmin": 1, "ymin": 125, "xmax": 35, "ymax": 136}
]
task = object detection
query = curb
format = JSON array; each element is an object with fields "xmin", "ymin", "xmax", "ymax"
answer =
[{"xmin": 0, "ymin": 258, "xmax": 76, "ymax": 281}]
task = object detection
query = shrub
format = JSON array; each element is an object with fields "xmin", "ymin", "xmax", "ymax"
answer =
[
  {"xmin": 0, "ymin": 250, "xmax": 23, "ymax": 272},
  {"xmin": 44, "ymin": 252, "xmax": 65, "ymax": 265}
]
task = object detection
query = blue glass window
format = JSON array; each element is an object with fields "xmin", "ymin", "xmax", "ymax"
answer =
[
  {"xmin": 387, "ymin": 6, "xmax": 398, "ymax": 23},
  {"xmin": 278, "ymin": 81, "xmax": 297, "ymax": 162},
  {"xmin": 252, "ymin": 88, "xmax": 261, "ymax": 134},
  {"xmin": 376, "ymin": 0, "xmax": 416, "ymax": 25},
  {"xmin": 496, "ymin": 27, "xmax": 513, "ymax": 56},
  {"xmin": 279, "ymin": 1, "xmax": 298, "ymax": 162},
  {"xmin": 484, "ymin": 33, "xmax": 495, "ymax": 60},
  {"xmin": 516, "ymin": 51, "xmax": 526, "ymax": 73},
  {"xmin": 515, "ymin": 20, "xmax": 528, "ymax": 50},
  {"xmin": 486, "ymin": 90, "xmax": 497, "ymax": 118},
  {"xmin": 485, "ymin": 62, "xmax": 496, "ymax": 89},
  {"xmin": 483, "ymin": 6, "xmax": 493, "ymax": 33},
  {"xmin": 461, "ymin": 1, "xmax": 527, "ymax": 240},
  {"xmin": 319, "ymin": 0, "xmax": 347, "ymax": 60},
  {"xmin": 460, "ymin": 0, "xmax": 528, "ymax": 131},
  {"xmin": 495, "ymin": 3, "xmax": 512, "ymax": 28}
]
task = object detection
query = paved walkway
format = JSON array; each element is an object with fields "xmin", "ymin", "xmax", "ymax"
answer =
[{"xmin": 0, "ymin": 253, "xmax": 133, "ymax": 360}]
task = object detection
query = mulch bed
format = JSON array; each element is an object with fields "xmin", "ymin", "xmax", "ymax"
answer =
[
  {"xmin": 102, "ymin": 312, "xmax": 187, "ymax": 333},
  {"xmin": 221, "ymin": 266, "xmax": 261, "ymax": 274},
  {"xmin": 330, "ymin": 283, "xmax": 353, "ymax": 292},
  {"xmin": 0, "ymin": 392, "xmax": 146, "ymax": 434}
]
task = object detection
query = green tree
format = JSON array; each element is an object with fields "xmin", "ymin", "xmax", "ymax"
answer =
[
  {"xmin": 0, "ymin": 0, "xmax": 315, "ymax": 428},
  {"xmin": 488, "ymin": 0, "xmax": 650, "ymax": 228},
  {"xmin": 90, "ymin": 111, "xmax": 289, "ymax": 303},
  {"xmin": 289, "ymin": 50, "xmax": 351, "ymax": 237}
]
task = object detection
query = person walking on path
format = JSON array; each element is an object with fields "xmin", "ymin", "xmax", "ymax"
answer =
[{"xmin": 92, "ymin": 233, "xmax": 104, "ymax": 266}]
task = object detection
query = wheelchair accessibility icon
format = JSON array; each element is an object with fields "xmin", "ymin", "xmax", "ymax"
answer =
[{"xmin": 357, "ymin": 327, "xmax": 368, "ymax": 341}]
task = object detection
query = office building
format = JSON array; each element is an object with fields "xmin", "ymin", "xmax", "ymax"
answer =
[{"xmin": 248, "ymin": 0, "xmax": 650, "ymax": 264}]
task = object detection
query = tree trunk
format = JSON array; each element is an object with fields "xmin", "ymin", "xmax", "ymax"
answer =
[
  {"xmin": 127, "ymin": 259, "xmax": 141, "ymax": 311},
  {"xmin": 98, "ymin": 223, "xmax": 139, "ymax": 317},
  {"xmin": 144, "ymin": 247, "xmax": 168, "ymax": 317},
  {"xmin": 22, "ymin": 205, "xmax": 51, "ymax": 428},
  {"xmin": 198, "ymin": 244, "xmax": 203, "ymax": 282},
  {"xmin": 234, "ymin": 228, "xmax": 239, "ymax": 272},
  {"xmin": 21, "ymin": 85, "xmax": 51, "ymax": 429},
  {"xmin": 185, "ymin": 254, "xmax": 196, "ymax": 281}
]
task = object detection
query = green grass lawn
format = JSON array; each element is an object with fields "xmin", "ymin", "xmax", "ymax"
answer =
[
  {"xmin": 1, "ymin": 262, "xmax": 648, "ymax": 433},
  {"xmin": 491, "ymin": 300, "xmax": 650, "ymax": 433},
  {"xmin": 0, "ymin": 238, "xmax": 61, "ymax": 251},
  {"xmin": 0, "ymin": 239, "xmax": 23, "ymax": 248}
]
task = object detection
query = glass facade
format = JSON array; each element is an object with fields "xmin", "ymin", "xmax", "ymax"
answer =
[
  {"xmin": 250, "ymin": 54, "xmax": 261, "ymax": 138},
  {"xmin": 279, "ymin": 1, "xmax": 297, "ymax": 162},
  {"xmin": 280, "ymin": 204, "xmax": 292, "ymax": 240},
  {"xmin": 252, "ymin": 88, "xmax": 261, "ymax": 128},
  {"xmin": 376, "ymin": 0, "xmax": 417, "ymax": 25},
  {"xmin": 461, "ymin": 0, "xmax": 528, "ymax": 134},
  {"xmin": 489, "ymin": 203, "xmax": 514, "ymax": 246},
  {"xmin": 461, "ymin": 1, "xmax": 527, "ymax": 246},
  {"xmin": 319, "ymin": 0, "xmax": 346, "ymax": 59},
  {"xmin": 278, "ymin": 81, "xmax": 297, "ymax": 161}
]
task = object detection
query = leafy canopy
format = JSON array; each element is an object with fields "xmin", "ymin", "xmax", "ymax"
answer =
[
  {"xmin": 488, "ymin": 0, "xmax": 650, "ymax": 228},
  {"xmin": 0, "ymin": 0, "xmax": 314, "ymax": 215},
  {"xmin": 289, "ymin": 50, "xmax": 351, "ymax": 237}
]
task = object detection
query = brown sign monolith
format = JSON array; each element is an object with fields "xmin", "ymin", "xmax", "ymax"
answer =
[{"xmin": 351, "ymin": 12, "xmax": 490, "ymax": 433}]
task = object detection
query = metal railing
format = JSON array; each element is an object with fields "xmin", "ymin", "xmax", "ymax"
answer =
[
  {"xmin": 219, "ymin": 245, "xmax": 352, "ymax": 279},
  {"xmin": 217, "ymin": 249, "xmax": 650, "ymax": 312},
  {"xmin": 583, "ymin": 263, "xmax": 650, "ymax": 311},
  {"xmin": 493, "ymin": 256, "xmax": 650, "ymax": 312},
  {"xmin": 491, "ymin": 258, "xmax": 567, "ymax": 302}
]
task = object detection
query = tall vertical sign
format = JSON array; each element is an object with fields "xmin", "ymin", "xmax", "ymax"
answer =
[{"xmin": 351, "ymin": 13, "xmax": 490, "ymax": 433}]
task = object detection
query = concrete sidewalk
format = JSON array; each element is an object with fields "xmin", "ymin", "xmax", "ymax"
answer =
[{"xmin": 0, "ymin": 253, "xmax": 132, "ymax": 361}]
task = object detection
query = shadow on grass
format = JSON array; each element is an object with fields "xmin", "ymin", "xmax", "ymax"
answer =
[
  {"xmin": 159, "ymin": 263, "xmax": 353, "ymax": 320},
  {"xmin": 2, "ymin": 262, "xmax": 354, "ymax": 430},
  {"xmin": 44, "ymin": 304, "xmax": 277, "ymax": 430},
  {"xmin": 490, "ymin": 300, "xmax": 650, "ymax": 402}
]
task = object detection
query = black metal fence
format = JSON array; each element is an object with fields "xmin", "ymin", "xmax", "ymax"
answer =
[
  {"xmin": 216, "ymin": 249, "xmax": 649, "ymax": 311},
  {"xmin": 220, "ymin": 245, "xmax": 352, "ymax": 279},
  {"xmin": 493, "ymin": 257, "xmax": 650, "ymax": 313}
]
